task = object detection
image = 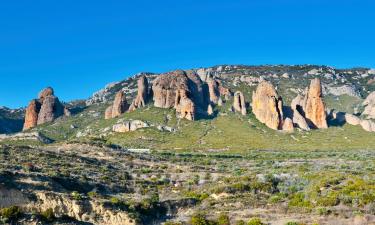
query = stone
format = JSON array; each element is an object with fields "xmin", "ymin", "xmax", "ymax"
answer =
[
  {"xmin": 290, "ymin": 95, "xmax": 310, "ymax": 131},
  {"xmin": 23, "ymin": 100, "xmax": 41, "ymax": 130},
  {"xmin": 129, "ymin": 75, "xmax": 149, "ymax": 111},
  {"xmin": 362, "ymin": 91, "xmax": 375, "ymax": 119},
  {"xmin": 218, "ymin": 98, "xmax": 223, "ymax": 106},
  {"xmin": 252, "ymin": 81, "xmax": 283, "ymax": 130},
  {"xmin": 303, "ymin": 78, "xmax": 328, "ymax": 129},
  {"xmin": 207, "ymin": 78, "xmax": 220, "ymax": 104},
  {"xmin": 111, "ymin": 91, "xmax": 129, "ymax": 118},
  {"xmin": 112, "ymin": 120, "xmax": 149, "ymax": 132},
  {"xmin": 360, "ymin": 119, "xmax": 375, "ymax": 132},
  {"xmin": 233, "ymin": 91, "xmax": 246, "ymax": 115},
  {"xmin": 282, "ymin": 117, "xmax": 294, "ymax": 132},
  {"xmin": 37, "ymin": 96, "xmax": 64, "ymax": 125},
  {"xmin": 345, "ymin": 114, "xmax": 361, "ymax": 126},
  {"xmin": 219, "ymin": 86, "xmax": 231, "ymax": 100},
  {"xmin": 207, "ymin": 104, "xmax": 213, "ymax": 115},
  {"xmin": 104, "ymin": 106, "xmax": 113, "ymax": 120},
  {"xmin": 23, "ymin": 87, "xmax": 68, "ymax": 129},
  {"xmin": 174, "ymin": 89, "xmax": 195, "ymax": 121},
  {"xmin": 153, "ymin": 70, "xmax": 190, "ymax": 108}
]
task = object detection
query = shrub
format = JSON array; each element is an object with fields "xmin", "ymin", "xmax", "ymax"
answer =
[
  {"xmin": 71, "ymin": 191, "xmax": 83, "ymax": 200},
  {"xmin": 0, "ymin": 206, "xmax": 21, "ymax": 221},
  {"xmin": 217, "ymin": 213, "xmax": 230, "ymax": 225},
  {"xmin": 247, "ymin": 217, "xmax": 264, "ymax": 225},
  {"xmin": 191, "ymin": 214, "xmax": 210, "ymax": 225},
  {"xmin": 40, "ymin": 208, "xmax": 55, "ymax": 222}
]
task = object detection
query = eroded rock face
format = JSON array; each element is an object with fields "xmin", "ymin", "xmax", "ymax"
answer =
[
  {"xmin": 112, "ymin": 120, "xmax": 149, "ymax": 132},
  {"xmin": 290, "ymin": 95, "xmax": 310, "ymax": 131},
  {"xmin": 105, "ymin": 91, "xmax": 129, "ymax": 119},
  {"xmin": 362, "ymin": 91, "xmax": 375, "ymax": 119},
  {"xmin": 153, "ymin": 70, "xmax": 190, "ymax": 108},
  {"xmin": 37, "ymin": 96, "xmax": 64, "ymax": 125},
  {"xmin": 345, "ymin": 114, "xmax": 361, "ymax": 126},
  {"xmin": 129, "ymin": 75, "xmax": 149, "ymax": 111},
  {"xmin": 303, "ymin": 78, "xmax": 328, "ymax": 129},
  {"xmin": 23, "ymin": 100, "xmax": 41, "ymax": 130},
  {"xmin": 233, "ymin": 91, "xmax": 246, "ymax": 115},
  {"xmin": 23, "ymin": 87, "xmax": 67, "ymax": 130},
  {"xmin": 252, "ymin": 81, "xmax": 283, "ymax": 130},
  {"xmin": 282, "ymin": 117, "xmax": 294, "ymax": 132},
  {"xmin": 207, "ymin": 78, "xmax": 220, "ymax": 104},
  {"xmin": 207, "ymin": 104, "xmax": 213, "ymax": 115},
  {"xmin": 174, "ymin": 89, "xmax": 195, "ymax": 121}
]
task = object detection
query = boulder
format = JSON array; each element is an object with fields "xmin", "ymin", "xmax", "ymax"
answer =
[
  {"xmin": 303, "ymin": 78, "xmax": 328, "ymax": 129},
  {"xmin": 252, "ymin": 81, "xmax": 283, "ymax": 130},
  {"xmin": 282, "ymin": 117, "xmax": 294, "ymax": 132},
  {"xmin": 104, "ymin": 106, "xmax": 113, "ymax": 120},
  {"xmin": 23, "ymin": 100, "xmax": 41, "ymax": 130},
  {"xmin": 207, "ymin": 104, "xmax": 213, "ymax": 115},
  {"xmin": 360, "ymin": 120, "xmax": 375, "ymax": 132},
  {"xmin": 129, "ymin": 75, "xmax": 149, "ymax": 111},
  {"xmin": 112, "ymin": 120, "xmax": 149, "ymax": 132},
  {"xmin": 233, "ymin": 91, "xmax": 247, "ymax": 115},
  {"xmin": 174, "ymin": 89, "xmax": 195, "ymax": 121},
  {"xmin": 362, "ymin": 91, "xmax": 375, "ymax": 119},
  {"xmin": 345, "ymin": 114, "xmax": 361, "ymax": 126}
]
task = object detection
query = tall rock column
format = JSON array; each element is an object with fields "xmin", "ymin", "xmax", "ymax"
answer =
[
  {"xmin": 252, "ymin": 81, "xmax": 283, "ymax": 130},
  {"xmin": 303, "ymin": 78, "xmax": 328, "ymax": 129},
  {"xmin": 129, "ymin": 76, "xmax": 149, "ymax": 111},
  {"xmin": 207, "ymin": 78, "xmax": 220, "ymax": 104},
  {"xmin": 233, "ymin": 91, "xmax": 247, "ymax": 115},
  {"xmin": 23, "ymin": 100, "xmax": 41, "ymax": 130},
  {"xmin": 105, "ymin": 90, "xmax": 129, "ymax": 119},
  {"xmin": 174, "ymin": 89, "xmax": 195, "ymax": 121}
]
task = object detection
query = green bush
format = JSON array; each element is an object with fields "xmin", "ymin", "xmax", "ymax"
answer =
[
  {"xmin": 0, "ymin": 206, "xmax": 21, "ymax": 221},
  {"xmin": 247, "ymin": 217, "xmax": 264, "ymax": 225},
  {"xmin": 191, "ymin": 214, "xmax": 210, "ymax": 225},
  {"xmin": 71, "ymin": 191, "xmax": 83, "ymax": 200},
  {"xmin": 40, "ymin": 208, "xmax": 55, "ymax": 222},
  {"xmin": 217, "ymin": 213, "xmax": 230, "ymax": 225}
]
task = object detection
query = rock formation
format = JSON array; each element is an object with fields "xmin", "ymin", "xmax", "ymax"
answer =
[
  {"xmin": 290, "ymin": 95, "xmax": 310, "ymax": 131},
  {"xmin": 362, "ymin": 91, "xmax": 375, "ymax": 119},
  {"xmin": 303, "ymin": 78, "xmax": 328, "ymax": 129},
  {"xmin": 233, "ymin": 91, "xmax": 247, "ymax": 115},
  {"xmin": 174, "ymin": 89, "xmax": 195, "ymax": 121},
  {"xmin": 207, "ymin": 104, "xmax": 213, "ymax": 115},
  {"xmin": 112, "ymin": 120, "xmax": 149, "ymax": 132},
  {"xmin": 129, "ymin": 75, "xmax": 149, "ymax": 111},
  {"xmin": 345, "ymin": 113, "xmax": 361, "ymax": 126},
  {"xmin": 23, "ymin": 87, "xmax": 68, "ymax": 130},
  {"xmin": 207, "ymin": 78, "xmax": 220, "ymax": 104},
  {"xmin": 23, "ymin": 100, "xmax": 41, "ymax": 130},
  {"xmin": 282, "ymin": 117, "xmax": 294, "ymax": 132},
  {"xmin": 252, "ymin": 81, "xmax": 283, "ymax": 130},
  {"xmin": 105, "ymin": 91, "xmax": 129, "ymax": 119}
]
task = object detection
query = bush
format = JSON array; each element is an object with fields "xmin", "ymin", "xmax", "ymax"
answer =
[
  {"xmin": 247, "ymin": 217, "xmax": 264, "ymax": 225},
  {"xmin": 0, "ymin": 206, "xmax": 21, "ymax": 221},
  {"xmin": 236, "ymin": 220, "xmax": 246, "ymax": 225},
  {"xmin": 217, "ymin": 213, "xmax": 230, "ymax": 225},
  {"xmin": 191, "ymin": 214, "xmax": 210, "ymax": 225},
  {"xmin": 71, "ymin": 191, "xmax": 83, "ymax": 200},
  {"xmin": 40, "ymin": 208, "xmax": 55, "ymax": 222}
]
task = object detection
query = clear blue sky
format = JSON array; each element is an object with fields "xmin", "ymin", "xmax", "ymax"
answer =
[{"xmin": 1, "ymin": 0, "xmax": 374, "ymax": 108}]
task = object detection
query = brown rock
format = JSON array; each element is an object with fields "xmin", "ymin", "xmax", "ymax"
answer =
[
  {"xmin": 207, "ymin": 78, "xmax": 220, "ymax": 104},
  {"xmin": 153, "ymin": 70, "xmax": 189, "ymax": 108},
  {"xmin": 23, "ymin": 100, "xmax": 41, "ymax": 130},
  {"xmin": 303, "ymin": 78, "xmax": 328, "ymax": 129},
  {"xmin": 290, "ymin": 94, "xmax": 310, "ymax": 131},
  {"xmin": 113, "ymin": 120, "xmax": 149, "ymax": 132},
  {"xmin": 233, "ymin": 91, "xmax": 247, "ymax": 115},
  {"xmin": 219, "ymin": 86, "xmax": 231, "ymax": 100},
  {"xmin": 282, "ymin": 117, "xmax": 294, "ymax": 132},
  {"xmin": 360, "ymin": 119, "xmax": 375, "ymax": 132},
  {"xmin": 345, "ymin": 113, "xmax": 361, "ymax": 126},
  {"xmin": 174, "ymin": 89, "xmax": 195, "ymax": 121},
  {"xmin": 111, "ymin": 91, "xmax": 129, "ymax": 118},
  {"xmin": 37, "ymin": 96, "xmax": 64, "ymax": 125},
  {"xmin": 252, "ymin": 81, "xmax": 283, "ymax": 130},
  {"xmin": 129, "ymin": 76, "xmax": 149, "ymax": 111},
  {"xmin": 38, "ymin": 87, "xmax": 54, "ymax": 101},
  {"xmin": 104, "ymin": 106, "xmax": 113, "ymax": 119}
]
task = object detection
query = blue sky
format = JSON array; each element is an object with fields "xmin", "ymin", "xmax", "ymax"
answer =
[{"xmin": 0, "ymin": 0, "xmax": 374, "ymax": 108}]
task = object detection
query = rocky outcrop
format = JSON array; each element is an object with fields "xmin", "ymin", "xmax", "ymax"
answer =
[
  {"xmin": 105, "ymin": 91, "xmax": 129, "ymax": 119},
  {"xmin": 233, "ymin": 91, "xmax": 246, "ymax": 115},
  {"xmin": 252, "ymin": 81, "xmax": 283, "ymax": 130},
  {"xmin": 23, "ymin": 100, "xmax": 41, "ymax": 130},
  {"xmin": 0, "ymin": 131, "xmax": 52, "ymax": 143},
  {"xmin": 360, "ymin": 120, "xmax": 375, "ymax": 132},
  {"xmin": 282, "ymin": 117, "xmax": 294, "ymax": 132},
  {"xmin": 35, "ymin": 191, "xmax": 135, "ymax": 225},
  {"xmin": 290, "ymin": 95, "xmax": 310, "ymax": 131},
  {"xmin": 303, "ymin": 78, "xmax": 328, "ymax": 129},
  {"xmin": 345, "ymin": 113, "xmax": 361, "ymax": 126},
  {"xmin": 129, "ymin": 75, "xmax": 149, "ymax": 111},
  {"xmin": 219, "ymin": 86, "xmax": 232, "ymax": 100},
  {"xmin": 207, "ymin": 78, "xmax": 220, "ymax": 104},
  {"xmin": 112, "ymin": 120, "xmax": 149, "ymax": 132},
  {"xmin": 362, "ymin": 91, "xmax": 375, "ymax": 119},
  {"xmin": 207, "ymin": 104, "xmax": 213, "ymax": 115},
  {"xmin": 174, "ymin": 89, "xmax": 195, "ymax": 121},
  {"xmin": 23, "ymin": 87, "xmax": 68, "ymax": 130}
]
